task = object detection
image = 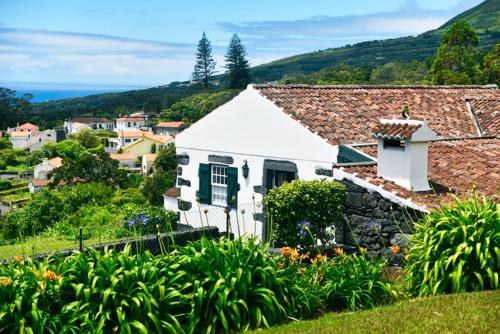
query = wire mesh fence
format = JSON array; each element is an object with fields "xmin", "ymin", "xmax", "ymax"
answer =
[{"xmin": 0, "ymin": 202, "xmax": 266, "ymax": 262}]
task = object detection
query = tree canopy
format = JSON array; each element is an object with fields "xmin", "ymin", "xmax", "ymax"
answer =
[
  {"xmin": 193, "ymin": 32, "xmax": 217, "ymax": 89},
  {"xmin": 431, "ymin": 20, "xmax": 481, "ymax": 84},
  {"xmin": 225, "ymin": 34, "xmax": 252, "ymax": 89}
]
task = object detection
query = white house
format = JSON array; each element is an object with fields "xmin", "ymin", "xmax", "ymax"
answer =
[
  {"xmin": 115, "ymin": 117, "xmax": 146, "ymax": 132},
  {"xmin": 168, "ymin": 84, "xmax": 499, "ymax": 239},
  {"xmin": 64, "ymin": 117, "xmax": 114, "ymax": 134},
  {"xmin": 142, "ymin": 154, "xmax": 157, "ymax": 174},
  {"xmin": 9, "ymin": 129, "xmax": 57, "ymax": 151},
  {"xmin": 33, "ymin": 157, "xmax": 63, "ymax": 179},
  {"xmin": 108, "ymin": 130, "xmax": 150, "ymax": 149},
  {"xmin": 155, "ymin": 121, "xmax": 186, "ymax": 136},
  {"xmin": 7, "ymin": 123, "xmax": 39, "ymax": 135},
  {"xmin": 66, "ymin": 122, "xmax": 92, "ymax": 135}
]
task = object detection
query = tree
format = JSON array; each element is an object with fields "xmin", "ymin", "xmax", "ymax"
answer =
[
  {"xmin": 431, "ymin": 20, "xmax": 481, "ymax": 84},
  {"xmin": 0, "ymin": 138, "xmax": 12, "ymax": 150},
  {"xmin": 50, "ymin": 151, "xmax": 126, "ymax": 187},
  {"xmin": 0, "ymin": 88, "xmax": 33, "ymax": 129},
  {"xmin": 73, "ymin": 128, "xmax": 100, "ymax": 148},
  {"xmin": 153, "ymin": 143, "xmax": 177, "ymax": 174},
  {"xmin": 193, "ymin": 32, "xmax": 217, "ymax": 89},
  {"xmin": 142, "ymin": 172, "xmax": 175, "ymax": 206},
  {"xmin": 482, "ymin": 43, "xmax": 499, "ymax": 86},
  {"xmin": 225, "ymin": 34, "xmax": 251, "ymax": 89}
]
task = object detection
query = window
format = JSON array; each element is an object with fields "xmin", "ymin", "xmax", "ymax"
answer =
[
  {"xmin": 125, "ymin": 139, "xmax": 131, "ymax": 143},
  {"xmin": 211, "ymin": 165, "xmax": 227, "ymax": 206},
  {"xmin": 127, "ymin": 122, "xmax": 131, "ymax": 127}
]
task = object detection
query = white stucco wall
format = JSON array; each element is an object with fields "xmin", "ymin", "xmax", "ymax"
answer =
[{"xmin": 173, "ymin": 86, "xmax": 340, "ymax": 239}]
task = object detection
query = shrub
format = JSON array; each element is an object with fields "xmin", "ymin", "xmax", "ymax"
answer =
[
  {"xmin": 0, "ymin": 159, "xmax": 6, "ymax": 171},
  {"xmin": 124, "ymin": 206, "xmax": 178, "ymax": 235},
  {"xmin": 281, "ymin": 249, "xmax": 397, "ymax": 314},
  {"xmin": 0, "ymin": 179, "xmax": 11, "ymax": 191},
  {"xmin": 0, "ymin": 149, "xmax": 19, "ymax": 166},
  {"xmin": 265, "ymin": 180, "xmax": 346, "ymax": 252},
  {"xmin": 405, "ymin": 193, "xmax": 499, "ymax": 296}
]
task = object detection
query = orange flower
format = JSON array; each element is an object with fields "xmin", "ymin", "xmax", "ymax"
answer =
[
  {"xmin": 0, "ymin": 277, "xmax": 13, "ymax": 287},
  {"xmin": 281, "ymin": 247, "xmax": 292, "ymax": 257},
  {"xmin": 315, "ymin": 254, "xmax": 327, "ymax": 262},
  {"xmin": 391, "ymin": 244, "xmax": 400, "ymax": 255},
  {"xmin": 302, "ymin": 252, "xmax": 310, "ymax": 260},
  {"xmin": 44, "ymin": 270, "xmax": 56, "ymax": 281},
  {"xmin": 334, "ymin": 247, "xmax": 346, "ymax": 258},
  {"xmin": 359, "ymin": 247, "xmax": 367, "ymax": 255},
  {"xmin": 14, "ymin": 255, "xmax": 23, "ymax": 263},
  {"xmin": 277, "ymin": 261, "xmax": 283, "ymax": 268},
  {"xmin": 290, "ymin": 249, "xmax": 300, "ymax": 261}
]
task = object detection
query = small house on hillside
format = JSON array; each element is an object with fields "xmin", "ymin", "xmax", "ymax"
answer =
[
  {"xmin": 7, "ymin": 123, "xmax": 39, "ymax": 135},
  {"xmin": 9, "ymin": 129, "xmax": 58, "ymax": 152},
  {"xmin": 170, "ymin": 84, "xmax": 499, "ymax": 240},
  {"xmin": 142, "ymin": 154, "xmax": 157, "ymax": 174},
  {"xmin": 120, "ymin": 133, "xmax": 173, "ymax": 157},
  {"xmin": 33, "ymin": 157, "xmax": 63, "ymax": 179},
  {"xmin": 110, "ymin": 153, "xmax": 137, "ymax": 168},
  {"xmin": 64, "ymin": 117, "xmax": 114, "ymax": 134},
  {"xmin": 115, "ymin": 117, "xmax": 146, "ymax": 132},
  {"xmin": 108, "ymin": 130, "xmax": 150, "ymax": 149},
  {"xmin": 155, "ymin": 121, "xmax": 186, "ymax": 136}
]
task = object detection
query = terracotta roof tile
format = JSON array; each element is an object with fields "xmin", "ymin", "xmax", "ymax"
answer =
[
  {"xmin": 372, "ymin": 121, "xmax": 422, "ymax": 140},
  {"xmin": 164, "ymin": 187, "xmax": 180, "ymax": 198},
  {"xmin": 254, "ymin": 84, "xmax": 499, "ymax": 145},
  {"xmin": 156, "ymin": 121, "xmax": 185, "ymax": 128},
  {"xmin": 110, "ymin": 153, "xmax": 136, "ymax": 160},
  {"xmin": 469, "ymin": 98, "xmax": 500, "ymax": 137},
  {"xmin": 30, "ymin": 179, "xmax": 50, "ymax": 187},
  {"xmin": 17, "ymin": 123, "xmax": 39, "ymax": 129},
  {"xmin": 342, "ymin": 138, "xmax": 500, "ymax": 209},
  {"xmin": 116, "ymin": 117, "xmax": 144, "ymax": 122}
]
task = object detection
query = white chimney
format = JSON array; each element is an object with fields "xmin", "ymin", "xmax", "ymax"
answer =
[{"xmin": 373, "ymin": 119, "xmax": 437, "ymax": 192}]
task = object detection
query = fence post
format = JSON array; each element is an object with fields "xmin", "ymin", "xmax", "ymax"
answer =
[
  {"xmin": 225, "ymin": 206, "xmax": 230, "ymax": 238},
  {"xmin": 79, "ymin": 226, "xmax": 83, "ymax": 251}
]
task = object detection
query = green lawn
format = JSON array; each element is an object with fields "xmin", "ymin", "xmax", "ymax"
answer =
[
  {"xmin": 259, "ymin": 290, "xmax": 500, "ymax": 334},
  {"xmin": 0, "ymin": 236, "xmax": 127, "ymax": 260}
]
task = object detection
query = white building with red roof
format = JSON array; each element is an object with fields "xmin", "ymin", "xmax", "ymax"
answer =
[{"xmin": 115, "ymin": 116, "xmax": 146, "ymax": 132}]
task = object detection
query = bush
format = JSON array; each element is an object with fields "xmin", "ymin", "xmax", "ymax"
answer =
[
  {"xmin": 265, "ymin": 180, "xmax": 347, "ymax": 252},
  {"xmin": 0, "ymin": 159, "xmax": 6, "ymax": 171},
  {"xmin": 281, "ymin": 248, "xmax": 397, "ymax": 314},
  {"xmin": 124, "ymin": 205, "xmax": 178, "ymax": 235},
  {"xmin": 405, "ymin": 193, "xmax": 499, "ymax": 296},
  {"xmin": 0, "ymin": 149, "xmax": 19, "ymax": 166},
  {"xmin": 0, "ymin": 179, "xmax": 11, "ymax": 191}
]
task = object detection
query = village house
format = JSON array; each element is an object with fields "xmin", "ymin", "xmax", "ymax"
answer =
[
  {"xmin": 115, "ymin": 116, "xmax": 146, "ymax": 132},
  {"xmin": 110, "ymin": 153, "xmax": 137, "ymax": 168},
  {"xmin": 108, "ymin": 130, "xmax": 150, "ymax": 149},
  {"xmin": 9, "ymin": 129, "xmax": 58, "ymax": 151},
  {"xmin": 33, "ymin": 157, "xmax": 63, "ymax": 179},
  {"xmin": 169, "ymin": 84, "xmax": 499, "ymax": 240},
  {"xmin": 154, "ymin": 121, "xmax": 186, "ymax": 136},
  {"xmin": 7, "ymin": 123, "xmax": 39, "ymax": 135},
  {"xmin": 120, "ymin": 133, "xmax": 173, "ymax": 157},
  {"xmin": 141, "ymin": 153, "xmax": 157, "ymax": 174},
  {"xmin": 64, "ymin": 117, "xmax": 114, "ymax": 134}
]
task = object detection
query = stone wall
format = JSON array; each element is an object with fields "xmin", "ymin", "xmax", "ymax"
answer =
[{"xmin": 338, "ymin": 179, "xmax": 425, "ymax": 265}]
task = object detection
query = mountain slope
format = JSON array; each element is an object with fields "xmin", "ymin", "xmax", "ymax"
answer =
[{"xmin": 251, "ymin": 0, "xmax": 499, "ymax": 82}]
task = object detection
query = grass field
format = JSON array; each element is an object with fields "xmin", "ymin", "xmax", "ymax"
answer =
[{"xmin": 260, "ymin": 290, "xmax": 500, "ymax": 334}]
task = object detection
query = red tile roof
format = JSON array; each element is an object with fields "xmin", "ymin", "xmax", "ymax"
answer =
[
  {"xmin": 341, "ymin": 138, "xmax": 500, "ymax": 209},
  {"xmin": 30, "ymin": 179, "xmax": 51, "ymax": 187},
  {"xmin": 254, "ymin": 84, "xmax": 499, "ymax": 145},
  {"xmin": 469, "ymin": 98, "xmax": 500, "ymax": 137},
  {"xmin": 372, "ymin": 122, "xmax": 422, "ymax": 140},
  {"xmin": 156, "ymin": 121, "xmax": 185, "ymax": 128},
  {"xmin": 164, "ymin": 187, "xmax": 180, "ymax": 198},
  {"xmin": 17, "ymin": 123, "xmax": 39, "ymax": 129},
  {"xmin": 116, "ymin": 117, "xmax": 144, "ymax": 122},
  {"xmin": 71, "ymin": 117, "xmax": 112, "ymax": 124}
]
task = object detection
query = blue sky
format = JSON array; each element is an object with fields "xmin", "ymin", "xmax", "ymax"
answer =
[{"xmin": 0, "ymin": 0, "xmax": 483, "ymax": 88}]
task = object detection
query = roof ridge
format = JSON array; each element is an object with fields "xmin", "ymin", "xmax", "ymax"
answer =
[{"xmin": 253, "ymin": 84, "xmax": 498, "ymax": 90}]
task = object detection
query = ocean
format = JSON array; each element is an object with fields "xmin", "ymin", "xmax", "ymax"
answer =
[{"xmin": 15, "ymin": 89, "xmax": 131, "ymax": 103}]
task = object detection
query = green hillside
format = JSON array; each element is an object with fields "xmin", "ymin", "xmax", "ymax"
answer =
[{"xmin": 251, "ymin": 0, "xmax": 499, "ymax": 82}]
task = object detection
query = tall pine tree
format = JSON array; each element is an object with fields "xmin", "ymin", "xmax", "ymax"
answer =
[
  {"xmin": 431, "ymin": 20, "xmax": 480, "ymax": 84},
  {"xmin": 225, "ymin": 34, "xmax": 251, "ymax": 89},
  {"xmin": 192, "ymin": 32, "xmax": 217, "ymax": 89}
]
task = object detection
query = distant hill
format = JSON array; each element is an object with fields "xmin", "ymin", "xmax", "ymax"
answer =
[
  {"xmin": 32, "ymin": 0, "xmax": 499, "ymax": 118},
  {"xmin": 251, "ymin": 0, "xmax": 499, "ymax": 82}
]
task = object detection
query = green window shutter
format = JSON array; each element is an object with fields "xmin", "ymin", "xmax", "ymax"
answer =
[
  {"xmin": 198, "ymin": 163, "xmax": 211, "ymax": 204},
  {"xmin": 227, "ymin": 167, "xmax": 238, "ymax": 207}
]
